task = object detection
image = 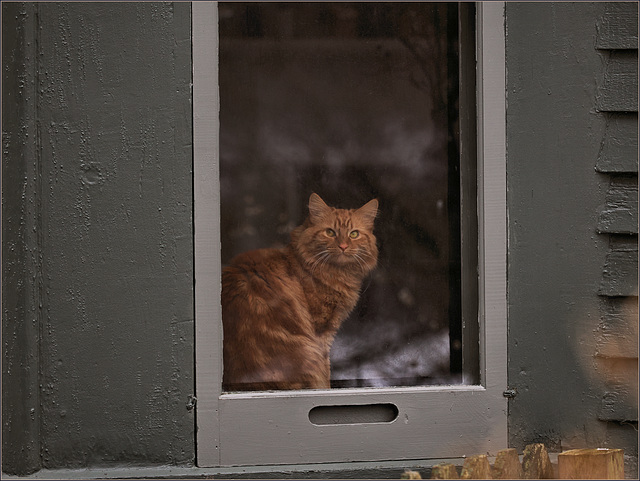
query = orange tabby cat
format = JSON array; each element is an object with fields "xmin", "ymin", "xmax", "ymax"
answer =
[{"xmin": 222, "ymin": 193, "xmax": 379, "ymax": 391}]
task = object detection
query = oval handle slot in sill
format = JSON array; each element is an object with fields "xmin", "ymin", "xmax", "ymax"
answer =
[{"xmin": 309, "ymin": 403, "xmax": 399, "ymax": 426}]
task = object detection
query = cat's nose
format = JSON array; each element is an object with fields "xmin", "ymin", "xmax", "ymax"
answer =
[{"xmin": 338, "ymin": 243, "xmax": 349, "ymax": 251}]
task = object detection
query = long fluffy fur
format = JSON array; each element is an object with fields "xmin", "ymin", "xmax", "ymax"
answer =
[{"xmin": 222, "ymin": 193, "xmax": 378, "ymax": 391}]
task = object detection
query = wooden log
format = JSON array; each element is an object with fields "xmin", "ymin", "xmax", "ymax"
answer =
[
  {"xmin": 460, "ymin": 455, "xmax": 492, "ymax": 479},
  {"xmin": 492, "ymin": 448, "xmax": 523, "ymax": 479},
  {"xmin": 431, "ymin": 463, "xmax": 460, "ymax": 479},
  {"xmin": 401, "ymin": 470, "xmax": 423, "ymax": 479},
  {"xmin": 522, "ymin": 443, "xmax": 554, "ymax": 479},
  {"xmin": 558, "ymin": 448, "xmax": 624, "ymax": 479}
]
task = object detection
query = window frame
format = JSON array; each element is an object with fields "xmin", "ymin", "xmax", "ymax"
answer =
[{"xmin": 194, "ymin": 1, "xmax": 506, "ymax": 468}]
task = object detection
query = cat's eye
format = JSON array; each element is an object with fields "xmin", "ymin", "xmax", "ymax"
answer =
[
  {"xmin": 349, "ymin": 230, "xmax": 359, "ymax": 239},
  {"xmin": 325, "ymin": 228, "xmax": 336, "ymax": 237}
]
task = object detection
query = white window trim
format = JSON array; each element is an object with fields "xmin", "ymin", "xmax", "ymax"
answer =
[{"xmin": 193, "ymin": 1, "xmax": 506, "ymax": 468}]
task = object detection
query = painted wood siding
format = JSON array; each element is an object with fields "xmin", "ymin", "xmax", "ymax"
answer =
[
  {"xmin": 1, "ymin": 2, "xmax": 42, "ymax": 475},
  {"xmin": 2, "ymin": 2, "xmax": 195, "ymax": 474},
  {"xmin": 594, "ymin": 2, "xmax": 639, "ymax": 431},
  {"xmin": 506, "ymin": 2, "xmax": 637, "ymax": 478},
  {"xmin": 2, "ymin": 1, "xmax": 637, "ymax": 477}
]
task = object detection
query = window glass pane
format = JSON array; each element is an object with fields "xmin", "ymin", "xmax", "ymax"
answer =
[{"xmin": 219, "ymin": 2, "xmax": 463, "ymax": 390}]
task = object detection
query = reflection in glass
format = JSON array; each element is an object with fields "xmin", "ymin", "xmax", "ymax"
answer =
[{"xmin": 219, "ymin": 2, "xmax": 463, "ymax": 389}]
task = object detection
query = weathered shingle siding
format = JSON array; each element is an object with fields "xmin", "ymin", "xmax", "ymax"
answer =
[
  {"xmin": 597, "ymin": 176, "xmax": 638, "ymax": 234},
  {"xmin": 596, "ymin": 51, "xmax": 639, "ymax": 112},
  {"xmin": 507, "ymin": 2, "xmax": 637, "ymax": 478},
  {"xmin": 595, "ymin": 2, "xmax": 639, "ymax": 50},
  {"xmin": 594, "ymin": 2, "xmax": 638, "ymax": 477},
  {"xmin": 596, "ymin": 114, "xmax": 639, "ymax": 173}
]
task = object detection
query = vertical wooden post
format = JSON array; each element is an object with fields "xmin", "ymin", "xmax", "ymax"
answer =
[
  {"xmin": 1, "ymin": 2, "xmax": 42, "ymax": 475},
  {"xmin": 558, "ymin": 448, "xmax": 624, "ymax": 479}
]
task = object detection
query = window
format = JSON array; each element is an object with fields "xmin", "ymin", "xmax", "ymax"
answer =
[
  {"xmin": 218, "ymin": 2, "xmax": 469, "ymax": 390},
  {"xmin": 195, "ymin": 1, "xmax": 506, "ymax": 468}
]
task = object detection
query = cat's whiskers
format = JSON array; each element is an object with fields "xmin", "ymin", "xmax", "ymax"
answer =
[
  {"xmin": 308, "ymin": 249, "xmax": 329, "ymax": 264},
  {"xmin": 351, "ymin": 252, "xmax": 369, "ymax": 274},
  {"xmin": 307, "ymin": 250, "xmax": 327, "ymax": 267},
  {"xmin": 356, "ymin": 246, "xmax": 376, "ymax": 261},
  {"xmin": 319, "ymin": 253, "xmax": 335, "ymax": 275},
  {"xmin": 309, "ymin": 250, "xmax": 331, "ymax": 275},
  {"xmin": 310, "ymin": 249, "xmax": 328, "ymax": 260},
  {"xmin": 356, "ymin": 248, "xmax": 377, "ymax": 268}
]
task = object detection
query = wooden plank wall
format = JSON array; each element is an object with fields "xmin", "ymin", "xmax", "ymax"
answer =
[
  {"xmin": 594, "ymin": 0, "xmax": 639, "ymax": 459},
  {"xmin": 2, "ymin": 2, "xmax": 196, "ymax": 474}
]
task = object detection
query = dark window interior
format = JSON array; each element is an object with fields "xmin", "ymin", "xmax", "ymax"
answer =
[{"xmin": 219, "ymin": 2, "xmax": 465, "ymax": 388}]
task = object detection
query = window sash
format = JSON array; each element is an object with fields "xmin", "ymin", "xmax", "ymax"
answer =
[{"xmin": 194, "ymin": 1, "xmax": 506, "ymax": 468}]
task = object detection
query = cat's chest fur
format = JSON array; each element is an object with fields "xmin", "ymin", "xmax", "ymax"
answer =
[{"xmin": 298, "ymin": 266, "xmax": 360, "ymax": 335}]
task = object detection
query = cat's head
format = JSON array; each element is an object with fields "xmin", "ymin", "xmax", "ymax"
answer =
[{"xmin": 293, "ymin": 193, "xmax": 379, "ymax": 275}]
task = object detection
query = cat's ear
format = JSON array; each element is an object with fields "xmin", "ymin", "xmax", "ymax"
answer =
[
  {"xmin": 356, "ymin": 198, "xmax": 378, "ymax": 229},
  {"xmin": 308, "ymin": 193, "xmax": 331, "ymax": 224}
]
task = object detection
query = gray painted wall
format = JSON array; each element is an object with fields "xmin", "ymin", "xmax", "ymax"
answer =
[
  {"xmin": 505, "ymin": 1, "xmax": 638, "ymax": 476},
  {"xmin": 2, "ymin": 0, "xmax": 637, "ymax": 477},
  {"xmin": 2, "ymin": 2, "xmax": 42, "ymax": 474},
  {"xmin": 2, "ymin": 2, "xmax": 194, "ymax": 474}
]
